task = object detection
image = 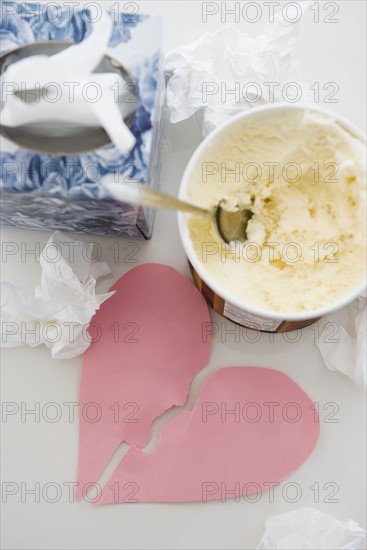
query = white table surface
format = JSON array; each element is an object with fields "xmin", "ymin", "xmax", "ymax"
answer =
[{"xmin": 1, "ymin": 2, "xmax": 366, "ymax": 549}]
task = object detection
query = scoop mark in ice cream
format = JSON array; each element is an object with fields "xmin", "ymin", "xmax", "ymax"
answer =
[{"xmin": 187, "ymin": 109, "xmax": 366, "ymax": 313}]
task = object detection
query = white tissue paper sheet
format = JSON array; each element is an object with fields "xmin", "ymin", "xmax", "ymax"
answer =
[
  {"xmin": 316, "ymin": 294, "xmax": 367, "ymax": 387},
  {"xmin": 0, "ymin": 9, "xmax": 135, "ymax": 155},
  {"xmin": 256, "ymin": 508, "xmax": 367, "ymax": 550},
  {"xmin": 0, "ymin": 232, "xmax": 114, "ymax": 359},
  {"xmin": 165, "ymin": 2, "xmax": 310, "ymax": 135}
]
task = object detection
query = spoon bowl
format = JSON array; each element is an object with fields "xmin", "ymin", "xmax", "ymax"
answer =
[
  {"xmin": 215, "ymin": 204, "xmax": 253, "ymax": 243},
  {"xmin": 103, "ymin": 180, "xmax": 252, "ymax": 243}
]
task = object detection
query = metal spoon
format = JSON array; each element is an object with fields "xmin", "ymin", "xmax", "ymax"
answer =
[{"xmin": 103, "ymin": 180, "xmax": 253, "ymax": 243}]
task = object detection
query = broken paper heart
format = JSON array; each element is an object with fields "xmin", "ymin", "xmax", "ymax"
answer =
[
  {"xmin": 76, "ymin": 263, "xmax": 211, "ymax": 500},
  {"xmin": 76, "ymin": 266, "xmax": 318, "ymax": 504},
  {"xmin": 96, "ymin": 367, "xmax": 319, "ymax": 504}
]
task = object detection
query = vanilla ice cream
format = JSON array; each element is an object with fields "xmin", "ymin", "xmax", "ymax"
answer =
[{"xmin": 186, "ymin": 108, "xmax": 366, "ymax": 313}]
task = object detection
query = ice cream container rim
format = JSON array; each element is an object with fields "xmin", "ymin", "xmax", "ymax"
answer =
[{"xmin": 178, "ymin": 103, "xmax": 367, "ymax": 322}]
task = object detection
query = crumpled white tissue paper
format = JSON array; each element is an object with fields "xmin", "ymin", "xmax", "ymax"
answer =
[
  {"xmin": 0, "ymin": 232, "xmax": 114, "ymax": 359},
  {"xmin": 165, "ymin": 1, "xmax": 310, "ymax": 135},
  {"xmin": 316, "ymin": 294, "xmax": 367, "ymax": 387},
  {"xmin": 256, "ymin": 508, "xmax": 366, "ymax": 550},
  {"xmin": 0, "ymin": 8, "xmax": 135, "ymax": 155}
]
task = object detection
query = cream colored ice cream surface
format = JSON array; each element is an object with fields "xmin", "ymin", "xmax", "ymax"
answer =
[{"xmin": 187, "ymin": 109, "xmax": 366, "ymax": 313}]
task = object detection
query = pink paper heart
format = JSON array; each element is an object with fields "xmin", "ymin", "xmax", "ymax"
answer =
[
  {"xmin": 76, "ymin": 263, "xmax": 211, "ymax": 500},
  {"xmin": 97, "ymin": 367, "xmax": 319, "ymax": 504}
]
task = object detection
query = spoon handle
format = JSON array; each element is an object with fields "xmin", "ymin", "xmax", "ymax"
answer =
[{"xmin": 103, "ymin": 180, "xmax": 211, "ymax": 217}]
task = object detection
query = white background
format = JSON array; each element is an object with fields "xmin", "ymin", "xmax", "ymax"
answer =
[{"xmin": 1, "ymin": 1, "xmax": 366, "ymax": 549}]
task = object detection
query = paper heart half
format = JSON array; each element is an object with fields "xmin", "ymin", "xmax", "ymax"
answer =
[
  {"xmin": 96, "ymin": 367, "xmax": 319, "ymax": 503},
  {"xmin": 76, "ymin": 263, "xmax": 211, "ymax": 500}
]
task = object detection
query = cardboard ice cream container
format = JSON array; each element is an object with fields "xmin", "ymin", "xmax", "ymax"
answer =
[{"xmin": 178, "ymin": 104, "xmax": 367, "ymax": 332}]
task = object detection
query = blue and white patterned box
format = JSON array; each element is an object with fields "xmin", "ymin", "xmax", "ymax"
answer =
[{"xmin": 0, "ymin": 1, "xmax": 164, "ymax": 238}]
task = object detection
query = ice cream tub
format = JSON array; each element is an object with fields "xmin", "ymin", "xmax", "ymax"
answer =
[{"xmin": 178, "ymin": 104, "xmax": 367, "ymax": 332}]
